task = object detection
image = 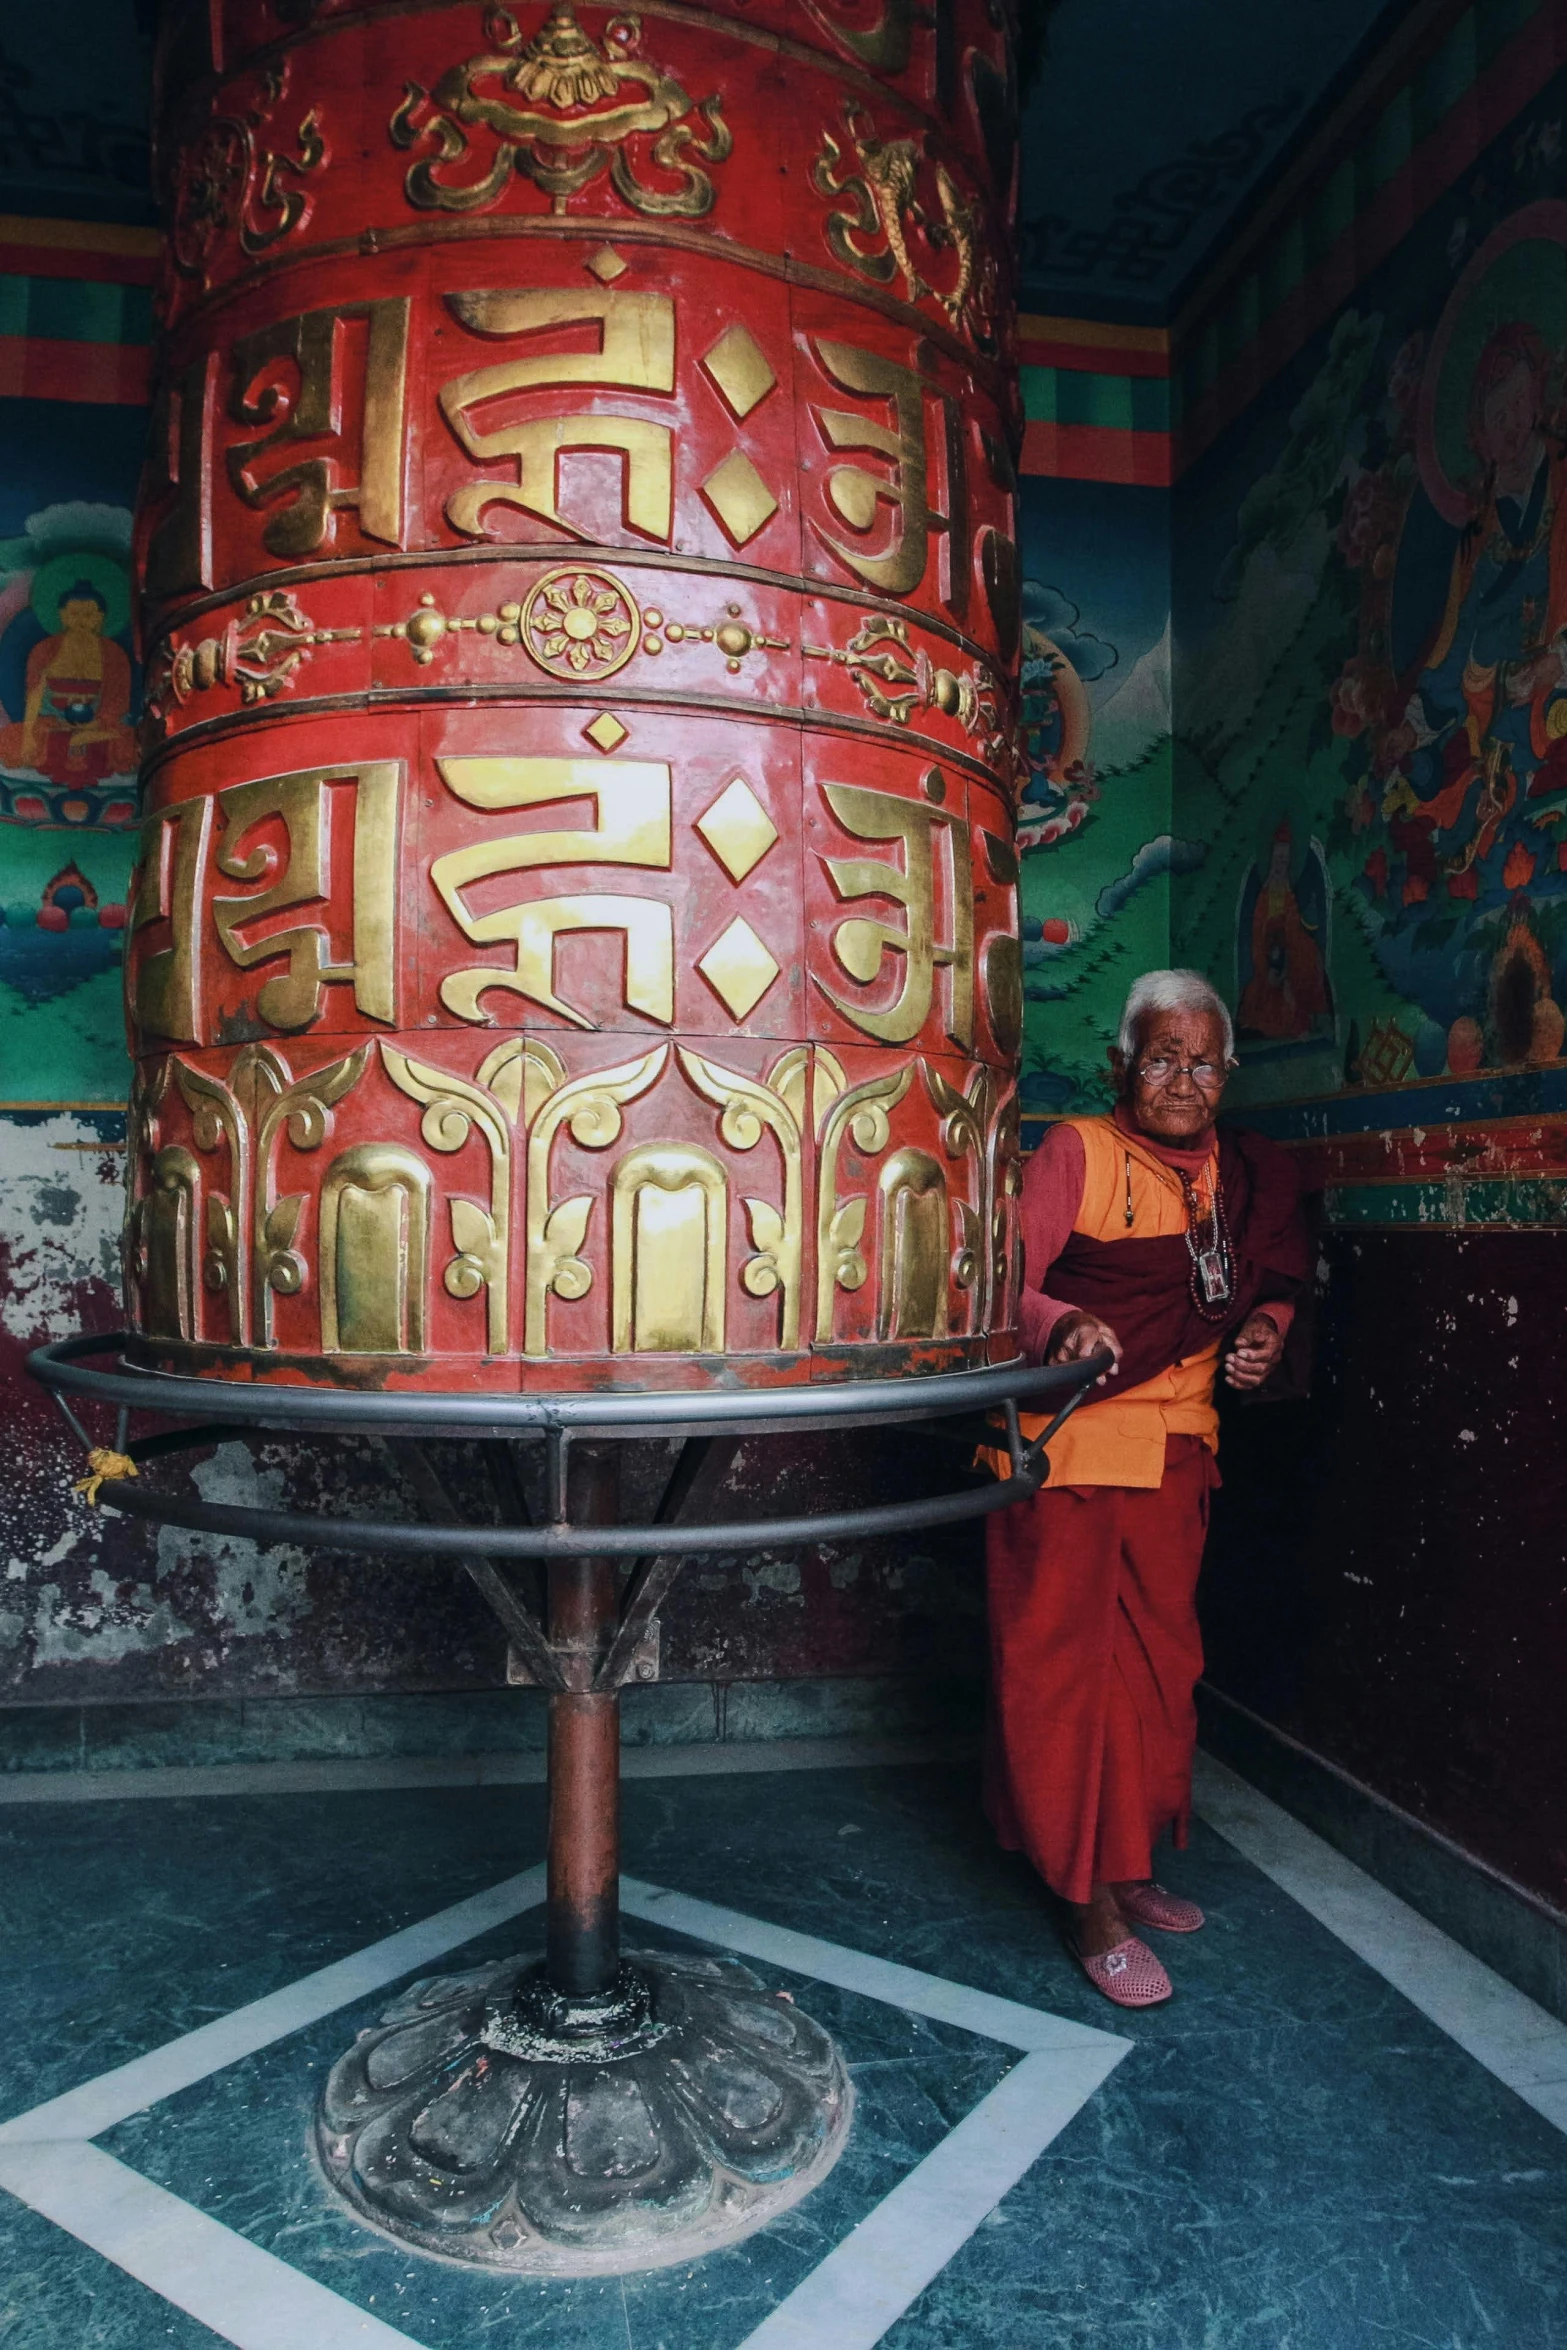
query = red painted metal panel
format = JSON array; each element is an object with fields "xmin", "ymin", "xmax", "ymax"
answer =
[{"xmin": 127, "ymin": 0, "xmax": 1022, "ymax": 1394}]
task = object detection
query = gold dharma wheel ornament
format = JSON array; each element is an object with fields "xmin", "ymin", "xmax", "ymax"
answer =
[{"xmin": 522, "ymin": 566, "xmax": 642, "ymax": 678}]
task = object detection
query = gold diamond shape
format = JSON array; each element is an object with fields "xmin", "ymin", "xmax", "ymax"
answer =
[
  {"xmin": 696, "ymin": 776, "xmax": 778, "ymax": 882},
  {"xmin": 701, "ymin": 451, "xmax": 778, "ymax": 548},
  {"xmin": 702, "ymin": 324, "xmax": 777, "ymax": 421},
  {"xmin": 587, "ymin": 245, "xmax": 628, "ymax": 283},
  {"xmin": 584, "ymin": 711, "xmax": 629, "ymax": 753},
  {"xmin": 697, "ymin": 916, "xmax": 780, "ymax": 1021}
]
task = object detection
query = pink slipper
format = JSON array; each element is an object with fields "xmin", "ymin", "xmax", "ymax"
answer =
[
  {"xmin": 1076, "ymin": 1935, "xmax": 1172, "ymax": 2008},
  {"xmin": 1116, "ymin": 1883, "xmax": 1206, "ymax": 1935}
]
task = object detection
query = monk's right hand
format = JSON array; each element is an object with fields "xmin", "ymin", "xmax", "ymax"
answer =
[{"xmin": 1046, "ymin": 1310, "xmax": 1123, "ymax": 1384}]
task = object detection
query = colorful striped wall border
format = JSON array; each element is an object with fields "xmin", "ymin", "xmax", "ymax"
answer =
[
  {"xmin": 1241, "ymin": 1064, "xmax": 1567, "ymax": 1229},
  {"xmin": 0, "ymin": 216, "xmax": 159, "ymax": 285},
  {"xmin": 1018, "ymin": 315, "xmax": 1174, "ymax": 485},
  {"xmin": 1320, "ymin": 1175, "xmax": 1567, "ymax": 1227},
  {"xmin": 0, "ymin": 217, "xmax": 156, "ymax": 406},
  {"xmin": 1024, "ymin": 1067, "xmax": 1567, "ymax": 1227}
]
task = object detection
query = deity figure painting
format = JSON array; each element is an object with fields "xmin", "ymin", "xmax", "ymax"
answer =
[
  {"xmin": 0, "ymin": 576, "xmax": 137, "ymax": 785},
  {"xmin": 0, "ymin": 517, "xmax": 140, "ymax": 824},
  {"xmin": 1016, "ymin": 579, "xmax": 1109, "ymax": 854},
  {"xmin": 1393, "ymin": 314, "xmax": 1567, "ymax": 890},
  {"xmin": 1338, "ymin": 207, "xmax": 1567, "ymax": 941},
  {"xmin": 1236, "ymin": 823, "xmax": 1334, "ymax": 1044},
  {"xmin": 0, "ymin": 507, "xmax": 140, "ymax": 1096},
  {"xmin": 1149, "ymin": 105, "xmax": 1567, "ymax": 1102}
]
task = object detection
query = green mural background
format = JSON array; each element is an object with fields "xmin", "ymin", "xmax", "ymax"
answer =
[
  {"xmin": 1017, "ymin": 64, "xmax": 1567, "ymax": 1122},
  {"xmin": 1016, "ymin": 475, "xmax": 1180, "ymax": 1115}
]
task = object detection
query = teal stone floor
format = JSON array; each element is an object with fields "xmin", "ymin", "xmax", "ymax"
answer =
[{"xmin": 1, "ymin": 1755, "xmax": 1564, "ymax": 2347}]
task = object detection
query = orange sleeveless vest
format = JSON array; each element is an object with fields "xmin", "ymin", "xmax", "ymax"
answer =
[{"xmin": 1022, "ymin": 1116, "xmax": 1223, "ymax": 1491}]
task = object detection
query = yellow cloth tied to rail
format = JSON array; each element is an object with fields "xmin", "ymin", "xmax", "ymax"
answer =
[{"xmin": 74, "ymin": 1448, "xmax": 138, "ymax": 1505}]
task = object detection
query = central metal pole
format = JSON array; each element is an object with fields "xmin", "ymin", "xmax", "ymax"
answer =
[{"xmin": 546, "ymin": 1441, "xmax": 621, "ymax": 1999}]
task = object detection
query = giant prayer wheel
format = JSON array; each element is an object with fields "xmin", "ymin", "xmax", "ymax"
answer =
[{"xmin": 128, "ymin": 0, "xmax": 1024, "ymax": 1395}]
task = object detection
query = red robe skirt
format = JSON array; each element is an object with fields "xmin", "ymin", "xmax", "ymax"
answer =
[{"xmin": 984, "ymin": 1433, "xmax": 1216, "ymax": 1905}]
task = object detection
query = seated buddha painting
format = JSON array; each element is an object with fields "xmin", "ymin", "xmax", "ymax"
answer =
[
  {"xmin": 0, "ymin": 564, "xmax": 138, "ymax": 787},
  {"xmin": 0, "ymin": 512, "xmax": 141, "ymax": 1101}
]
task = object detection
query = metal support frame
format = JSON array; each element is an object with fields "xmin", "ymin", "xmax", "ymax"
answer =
[
  {"xmin": 28, "ymin": 1333, "xmax": 1102, "ymax": 1568},
  {"xmin": 26, "ymin": 1331, "xmax": 1106, "ymax": 2273}
]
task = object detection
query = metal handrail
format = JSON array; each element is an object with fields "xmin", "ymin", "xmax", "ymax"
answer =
[
  {"xmin": 29, "ymin": 1329, "xmax": 1099, "ymax": 1440},
  {"xmin": 27, "ymin": 1329, "xmax": 1110, "ymax": 1561}
]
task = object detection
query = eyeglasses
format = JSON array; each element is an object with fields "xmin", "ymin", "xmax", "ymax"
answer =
[{"xmin": 1134, "ymin": 1056, "xmax": 1235, "ymax": 1091}]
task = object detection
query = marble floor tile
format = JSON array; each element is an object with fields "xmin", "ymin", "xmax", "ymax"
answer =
[
  {"xmin": 0, "ymin": 2191, "xmax": 218, "ymax": 2350},
  {"xmin": 97, "ymin": 1913, "xmax": 1015, "ymax": 2350},
  {"xmin": 2, "ymin": 1758, "xmax": 1564, "ymax": 2348}
]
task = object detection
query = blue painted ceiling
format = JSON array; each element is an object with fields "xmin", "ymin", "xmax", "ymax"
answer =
[
  {"xmin": 0, "ymin": 3, "xmax": 156, "ymax": 226},
  {"xmin": 1017, "ymin": 0, "xmax": 1412, "ymax": 321}
]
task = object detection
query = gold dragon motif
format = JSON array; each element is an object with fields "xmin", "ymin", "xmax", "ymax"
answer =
[{"xmin": 812, "ymin": 100, "xmax": 997, "ymax": 353}]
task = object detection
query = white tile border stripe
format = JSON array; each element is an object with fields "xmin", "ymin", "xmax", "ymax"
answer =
[
  {"xmin": 1192, "ymin": 1752, "xmax": 1567, "ymax": 2134},
  {"xmin": 621, "ymin": 1878, "xmax": 1117, "ymax": 2054},
  {"xmin": 0, "ymin": 1865, "xmax": 1128, "ymax": 2350},
  {"xmin": 13, "ymin": 1759, "xmax": 1562, "ymax": 2350},
  {"xmin": 0, "ymin": 2142, "xmax": 427, "ymax": 2350},
  {"xmin": 733, "ymin": 2046, "xmax": 1127, "ymax": 2350}
]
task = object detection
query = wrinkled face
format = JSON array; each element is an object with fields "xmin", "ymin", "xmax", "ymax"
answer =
[
  {"xmin": 59, "ymin": 597, "xmax": 104, "ymax": 636},
  {"xmin": 1479, "ymin": 361, "xmax": 1539, "ymax": 475},
  {"xmin": 1114, "ymin": 1004, "xmax": 1232, "ymax": 1144}
]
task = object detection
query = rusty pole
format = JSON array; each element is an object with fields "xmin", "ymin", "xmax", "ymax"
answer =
[{"xmin": 545, "ymin": 1442, "xmax": 621, "ymax": 1999}]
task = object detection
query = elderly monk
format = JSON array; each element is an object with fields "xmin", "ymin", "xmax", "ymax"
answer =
[{"xmin": 986, "ymin": 969, "xmax": 1308, "ymax": 2008}]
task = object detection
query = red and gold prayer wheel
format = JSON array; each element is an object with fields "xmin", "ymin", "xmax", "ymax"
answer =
[{"xmin": 126, "ymin": 0, "xmax": 1023, "ymax": 1394}]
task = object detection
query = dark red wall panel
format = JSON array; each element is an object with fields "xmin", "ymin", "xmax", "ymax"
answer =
[{"xmin": 1202, "ymin": 1227, "xmax": 1567, "ymax": 1907}]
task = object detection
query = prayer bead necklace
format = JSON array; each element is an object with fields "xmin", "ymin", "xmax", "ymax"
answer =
[
  {"xmin": 1179, "ymin": 1169, "xmax": 1234, "ymax": 1317},
  {"xmin": 1119, "ymin": 1147, "xmax": 1235, "ymax": 1317}
]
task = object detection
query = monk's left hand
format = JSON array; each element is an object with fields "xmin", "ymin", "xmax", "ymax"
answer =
[{"xmin": 1224, "ymin": 1311, "xmax": 1285, "ymax": 1390}]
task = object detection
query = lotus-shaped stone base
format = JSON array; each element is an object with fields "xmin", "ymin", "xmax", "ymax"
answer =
[{"xmin": 316, "ymin": 1947, "xmax": 854, "ymax": 2273}]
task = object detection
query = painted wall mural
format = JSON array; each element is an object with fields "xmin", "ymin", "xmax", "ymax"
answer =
[
  {"xmin": 1342, "ymin": 202, "xmax": 1567, "ymax": 1067},
  {"xmin": 1014, "ymin": 57, "xmax": 1567, "ymax": 1147},
  {"xmin": 1171, "ymin": 68, "xmax": 1567, "ymax": 1114},
  {"xmin": 0, "ymin": 417, "xmax": 145, "ymax": 1102},
  {"xmin": 1014, "ymin": 472, "xmax": 1195, "ymax": 1118}
]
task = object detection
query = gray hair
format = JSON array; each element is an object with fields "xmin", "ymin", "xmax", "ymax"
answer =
[{"xmin": 1117, "ymin": 969, "xmax": 1234, "ymax": 1060}]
